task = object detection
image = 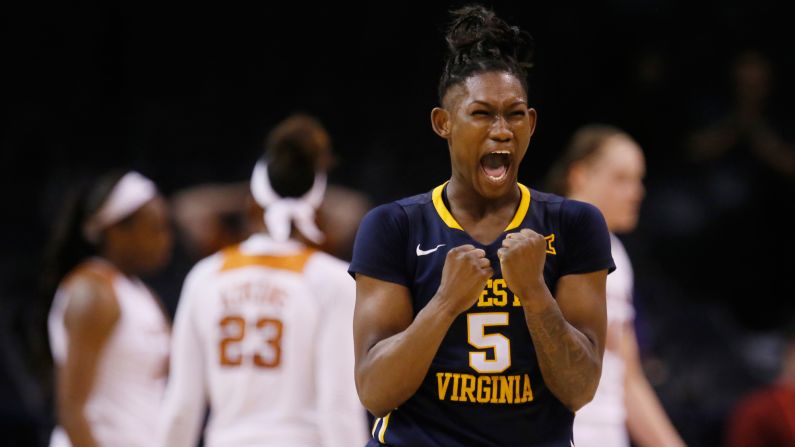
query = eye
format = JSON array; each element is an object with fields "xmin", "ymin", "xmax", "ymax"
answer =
[
  {"xmin": 510, "ymin": 110, "xmax": 526, "ymax": 117},
  {"xmin": 471, "ymin": 110, "xmax": 490, "ymax": 116}
]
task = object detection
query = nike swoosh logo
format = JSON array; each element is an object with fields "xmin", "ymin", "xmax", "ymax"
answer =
[{"xmin": 416, "ymin": 244, "xmax": 445, "ymax": 256}]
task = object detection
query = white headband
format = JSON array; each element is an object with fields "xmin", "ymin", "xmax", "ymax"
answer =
[
  {"xmin": 82, "ymin": 171, "xmax": 158, "ymax": 243},
  {"xmin": 250, "ymin": 159, "xmax": 326, "ymax": 244}
]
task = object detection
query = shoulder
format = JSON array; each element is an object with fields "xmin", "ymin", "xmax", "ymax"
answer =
[
  {"xmin": 395, "ymin": 189, "xmax": 434, "ymax": 208},
  {"xmin": 356, "ymin": 200, "xmax": 411, "ymax": 243},
  {"xmin": 359, "ymin": 190, "xmax": 435, "ymax": 231},
  {"xmin": 306, "ymin": 250, "xmax": 351, "ymax": 278},
  {"xmin": 61, "ymin": 262, "xmax": 120, "ymax": 331},
  {"xmin": 305, "ymin": 251, "xmax": 356, "ymax": 304},
  {"xmin": 527, "ymin": 188, "xmax": 605, "ymax": 225},
  {"xmin": 182, "ymin": 251, "xmax": 226, "ymax": 294},
  {"xmin": 361, "ymin": 201, "xmax": 409, "ymax": 226},
  {"xmin": 559, "ymin": 198, "xmax": 608, "ymax": 227},
  {"xmin": 529, "ymin": 188, "xmax": 566, "ymax": 206},
  {"xmin": 187, "ymin": 251, "xmax": 225, "ymax": 279},
  {"xmin": 547, "ymin": 197, "xmax": 614, "ymax": 275}
]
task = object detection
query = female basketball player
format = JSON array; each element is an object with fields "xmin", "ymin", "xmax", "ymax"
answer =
[
  {"xmin": 44, "ymin": 170, "xmax": 173, "ymax": 447},
  {"xmin": 348, "ymin": 6, "xmax": 615, "ymax": 446},
  {"xmin": 546, "ymin": 125, "xmax": 685, "ymax": 447},
  {"xmin": 157, "ymin": 115, "xmax": 367, "ymax": 447}
]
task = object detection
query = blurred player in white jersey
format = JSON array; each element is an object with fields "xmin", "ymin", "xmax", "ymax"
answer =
[
  {"xmin": 547, "ymin": 125, "xmax": 685, "ymax": 447},
  {"xmin": 44, "ymin": 170, "xmax": 173, "ymax": 447},
  {"xmin": 157, "ymin": 114, "xmax": 368, "ymax": 447}
]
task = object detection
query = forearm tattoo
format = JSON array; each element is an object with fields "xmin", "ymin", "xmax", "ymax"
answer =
[{"xmin": 524, "ymin": 304, "xmax": 599, "ymax": 407}]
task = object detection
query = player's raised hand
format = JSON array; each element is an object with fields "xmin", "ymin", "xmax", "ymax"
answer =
[
  {"xmin": 436, "ymin": 245, "xmax": 493, "ymax": 315},
  {"xmin": 498, "ymin": 229, "xmax": 547, "ymax": 301}
]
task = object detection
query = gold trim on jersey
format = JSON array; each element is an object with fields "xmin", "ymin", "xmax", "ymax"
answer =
[
  {"xmin": 505, "ymin": 183, "xmax": 531, "ymax": 231},
  {"xmin": 431, "ymin": 182, "xmax": 463, "ymax": 230},
  {"xmin": 432, "ymin": 182, "xmax": 532, "ymax": 232},
  {"xmin": 220, "ymin": 246, "xmax": 315, "ymax": 273},
  {"xmin": 371, "ymin": 411, "xmax": 392, "ymax": 443}
]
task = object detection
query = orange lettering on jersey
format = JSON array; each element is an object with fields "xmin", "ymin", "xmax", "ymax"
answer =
[
  {"xmin": 221, "ymin": 282, "xmax": 287, "ymax": 309},
  {"xmin": 218, "ymin": 314, "xmax": 284, "ymax": 368},
  {"xmin": 219, "ymin": 316, "xmax": 246, "ymax": 366}
]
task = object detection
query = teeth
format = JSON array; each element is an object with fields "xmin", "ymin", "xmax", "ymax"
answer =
[
  {"xmin": 480, "ymin": 151, "xmax": 510, "ymax": 183},
  {"xmin": 485, "ymin": 170, "xmax": 509, "ymax": 181}
]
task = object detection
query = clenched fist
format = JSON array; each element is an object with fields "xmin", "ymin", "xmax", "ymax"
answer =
[
  {"xmin": 498, "ymin": 229, "xmax": 548, "ymax": 302},
  {"xmin": 436, "ymin": 245, "xmax": 493, "ymax": 316}
]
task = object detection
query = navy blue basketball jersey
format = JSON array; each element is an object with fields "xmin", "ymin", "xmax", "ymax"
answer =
[{"xmin": 349, "ymin": 182, "xmax": 615, "ymax": 447}]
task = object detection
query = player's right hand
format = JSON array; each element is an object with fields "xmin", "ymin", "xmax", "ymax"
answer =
[{"xmin": 436, "ymin": 245, "xmax": 493, "ymax": 315}]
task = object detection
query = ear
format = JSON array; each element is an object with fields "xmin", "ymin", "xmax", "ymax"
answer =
[
  {"xmin": 527, "ymin": 108, "xmax": 538, "ymax": 138},
  {"xmin": 431, "ymin": 107, "xmax": 451, "ymax": 139}
]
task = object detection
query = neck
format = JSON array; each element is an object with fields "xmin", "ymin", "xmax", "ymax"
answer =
[
  {"xmin": 447, "ymin": 175, "xmax": 520, "ymax": 221},
  {"xmin": 101, "ymin": 248, "xmax": 136, "ymax": 277}
]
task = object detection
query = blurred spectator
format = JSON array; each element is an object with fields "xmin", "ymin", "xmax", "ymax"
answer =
[
  {"xmin": 547, "ymin": 125, "xmax": 686, "ymax": 447},
  {"xmin": 725, "ymin": 325, "xmax": 795, "ymax": 447},
  {"xmin": 647, "ymin": 48, "xmax": 795, "ymax": 331},
  {"xmin": 688, "ymin": 49, "xmax": 795, "ymax": 177}
]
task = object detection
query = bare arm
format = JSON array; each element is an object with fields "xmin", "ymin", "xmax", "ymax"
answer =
[
  {"xmin": 315, "ymin": 272, "xmax": 368, "ymax": 447},
  {"xmin": 157, "ymin": 273, "xmax": 207, "ymax": 447},
  {"xmin": 353, "ymin": 245, "xmax": 492, "ymax": 417},
  {"xmin": 57, "ymin": 274, "xmax": 120, "ymax": 447},
  {"xmin": 521, "ymin": 271, "xmax": 607, "ymax": 411},
  {"xmin": 623, "ymin": 323, "xmax": 687, "ymax": 447},
  {"xmin": 500, "ymin": 229, "xmax": 607, "ymax": 411}
]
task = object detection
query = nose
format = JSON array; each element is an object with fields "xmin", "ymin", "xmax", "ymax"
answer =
[{"xmin": 489, "ymin": 116, "xmax": 512, "ymax": 142}]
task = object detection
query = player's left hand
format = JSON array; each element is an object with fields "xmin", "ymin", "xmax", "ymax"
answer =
[{"xmin": 498, "ymin": 228, "xmax": 547, "ymax": 301}]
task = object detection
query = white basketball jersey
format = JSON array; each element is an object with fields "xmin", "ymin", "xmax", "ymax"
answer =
[
  {"xmin": 48, "ymin": 258, "xmax": 170, "ymax": 447},
  {"xmin": 157, "ymin": 234, "xmax": 367, "ymax": 447},
  {"xmin": 574, "ymin": 234, "xmax": 635, "ymax": 447}
]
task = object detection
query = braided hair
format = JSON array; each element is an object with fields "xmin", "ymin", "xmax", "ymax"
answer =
[
  {"xmin": 41, "ymin": 170, "xmax": 128, "ymax": 298},
  {"xmin": 438, "ymin": 5, "xmax": 534, "ymax": 104}
]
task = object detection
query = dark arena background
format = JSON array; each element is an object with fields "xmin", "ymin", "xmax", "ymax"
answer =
[{"xmin": 2, "ymin": 1, "xmax": 793, "ymax": 446}]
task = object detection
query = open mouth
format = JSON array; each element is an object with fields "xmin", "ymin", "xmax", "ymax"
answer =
[{"xmin": 480, "ymin": 151, "xmax": 511, "ymax": 182}]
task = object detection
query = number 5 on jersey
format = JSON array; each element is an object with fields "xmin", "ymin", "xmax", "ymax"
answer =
[
  {"xmin": 219, "ymin": 315, "xmax": 283, "ymax": 368},
  {"xmin": 467, "ymin": 312, "xmax": 511, "ymax": 373}
]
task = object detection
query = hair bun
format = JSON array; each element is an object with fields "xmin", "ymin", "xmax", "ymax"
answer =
[
  {"xmin": 445, "ymin": 5, "xmax": 533, "ymax": 69},
  {"xmin": 437, "ymin": 5, "xmax": 534, "ymax": 102}
]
